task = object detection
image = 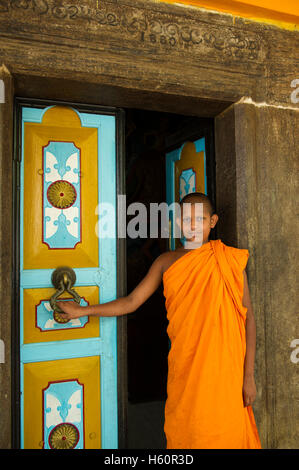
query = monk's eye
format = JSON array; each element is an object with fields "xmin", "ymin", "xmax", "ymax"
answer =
[
  {"xmin": 183, "ymin": 217, "xmax": 191, "ymax": 222},
  {"xmin": 195, "ymin": 217, "xmax": 203, "ymax": 222}
]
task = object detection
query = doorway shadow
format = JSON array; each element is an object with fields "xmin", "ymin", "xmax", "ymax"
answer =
[{"xmin": 125, "ymin": 108, "xmax": 215, "ymax": 449}]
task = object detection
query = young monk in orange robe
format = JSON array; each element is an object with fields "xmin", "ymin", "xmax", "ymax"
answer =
[{"xmin": 57, "ymin": 192, "xmax": 262, "ymax": 449}]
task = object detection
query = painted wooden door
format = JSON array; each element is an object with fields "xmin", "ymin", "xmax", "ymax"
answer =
[
  {"xmin": 165, "ymin": 137, "xmax": 207, "ymax": 250},
  {"xmin": 19, "ymin": 104, "xmax": 118, "ymax": 449}
]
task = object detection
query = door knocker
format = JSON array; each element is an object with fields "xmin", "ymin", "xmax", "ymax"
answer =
[{"xmin": 50, "ymin": 266, "xmax": 81, "ymax": 324}]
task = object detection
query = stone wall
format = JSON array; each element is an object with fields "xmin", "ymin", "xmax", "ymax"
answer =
[
  {"xmin": 216, "ymin": 102, "xmax": 299, "ymax": 448},
  {"xmin": 0, "ymin": 65, "xmax": 14, "ymax": 449}
]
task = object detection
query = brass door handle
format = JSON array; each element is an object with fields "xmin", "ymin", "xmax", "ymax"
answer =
[{"xmin": 50, "ymin": 266, "xmax": 81, "ymax": 323}]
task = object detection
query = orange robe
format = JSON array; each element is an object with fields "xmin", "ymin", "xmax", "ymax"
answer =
[{"xmin": 162, "ymin": 239, "xmax": 262, "ymax": 449}]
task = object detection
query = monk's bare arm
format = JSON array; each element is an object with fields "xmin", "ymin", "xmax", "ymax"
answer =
[
  {"xmin": 242, "ymin": 270, "xmax": 257, "ymax": 406},
  {"xmin": 56, "ymin": 254, "xmax": 165, "ymax": 320}
]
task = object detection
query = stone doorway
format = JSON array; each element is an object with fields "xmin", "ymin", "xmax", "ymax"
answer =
[{"xmin": 9, "ymin": 84, "xmax": 231, "ymax": 449}]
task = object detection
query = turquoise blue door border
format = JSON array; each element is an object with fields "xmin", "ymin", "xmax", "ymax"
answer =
[{"xmin": 19, "ymin": 104, "xmax": 118, "ymax": 449}]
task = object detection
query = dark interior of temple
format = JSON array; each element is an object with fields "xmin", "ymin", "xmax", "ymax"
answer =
[{"xmin": 125, "ymin": 108, "xmax": 215, "ymax": 448}]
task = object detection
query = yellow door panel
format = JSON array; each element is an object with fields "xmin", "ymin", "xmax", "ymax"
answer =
[
  {"xmin": 23, "ymin": 356, "xmax": 101, "ymax": 449},
  {"xmin": 23, "ymin": 286, "xmax": 100, "ymax": 343},
  {"xmin": 174, "ymin": 141, "xmax": 206, "ymax": 203},
  {"xmin": 23, "ymin": 106, "xmax": 99, "ymax": 269}
]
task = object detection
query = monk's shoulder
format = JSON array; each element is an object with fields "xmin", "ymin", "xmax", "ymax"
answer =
[
  {"xmin": 153, "ymin": 251, "xmax": 171, "ymax": 271},
  {"xmin": 163, "ymin": 247, "xmax": 185, "ymax": 260},
  {"xmin": 160, "ymin": 248, "xmax": 186, "ymax": 274},
  {"xmin": 224, "ymin": 245, "xmax": 248, "ymax": 255},
  {"xmin": 223, "ymin": 244, "xmax": 250, "ymax": 270},
  {"xmin": 158, "ymin": 250, "xmax": 177, "ymax": 265},
  {"xmin": 223, "ymin": 243, "xmax": 248, "ymax": 254}
]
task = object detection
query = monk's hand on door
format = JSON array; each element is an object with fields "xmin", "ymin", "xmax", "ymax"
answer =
[
  {"xmin": 56, "ymin": 300, "xmax": 84, "ymax": 320},
  {"xmin": 242, "ymin": 375, "xmax": 257, "ymax": 407}
]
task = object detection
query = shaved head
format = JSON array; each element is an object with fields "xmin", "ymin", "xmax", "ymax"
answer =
[{"xmin": 179, "ymin": 192, "xmax": 215, "ymax": 217}]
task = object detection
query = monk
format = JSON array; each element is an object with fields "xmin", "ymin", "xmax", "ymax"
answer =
[{"xmin": 57, "ymin": 192, "xmax": 262, "ymax": 449}]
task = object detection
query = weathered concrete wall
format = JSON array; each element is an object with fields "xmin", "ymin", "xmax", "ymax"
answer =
[
  {"xmin": 0, "ymin": 65, "xmax": 14, "ymax": 449},
  {"xmin": 216, "ymin": 102, "xmax": 299, "ymax": 448}
]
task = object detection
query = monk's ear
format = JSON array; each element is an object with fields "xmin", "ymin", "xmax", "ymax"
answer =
[
  {"xmin": 211, "ymin": 214, "xmax": 219, "ymax": 226},
  {"xmin": 175, "ymin": 217, "xmax": 181, "ymax": 227}
]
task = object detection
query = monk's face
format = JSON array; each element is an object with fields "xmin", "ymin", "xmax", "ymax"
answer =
[{"xmin": 177, "ymin": 202, "xmax": 216, "ymax": 242}]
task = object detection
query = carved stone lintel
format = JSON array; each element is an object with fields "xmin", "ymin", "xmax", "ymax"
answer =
[{"xmin": 0, "ymin": 0, "xmax": 266, "ymax": 64}]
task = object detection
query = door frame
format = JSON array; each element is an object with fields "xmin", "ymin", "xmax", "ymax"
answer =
[{"xmin": 12, "ymin": 97, "xmax": 127, "ymax": 449}]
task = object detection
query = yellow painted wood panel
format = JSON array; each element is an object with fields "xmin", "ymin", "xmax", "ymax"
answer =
[
  {"xmin": 23, "ymin": 356, "xmax": 101, "ymax": 449},
  {"xmin": 175, "ymin": 142, "xmax": 205, "ymax": 202},
  {"xmin": 23, "ymin": 106, "xmax": 99, "ymax": 269},
  {"xmin": 23, "ymin": 286, "xmax": 100, "ymax": 343},
  {"xmin": 174, "ymin": 141, "xmax": 205, "ymax": 249}
]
